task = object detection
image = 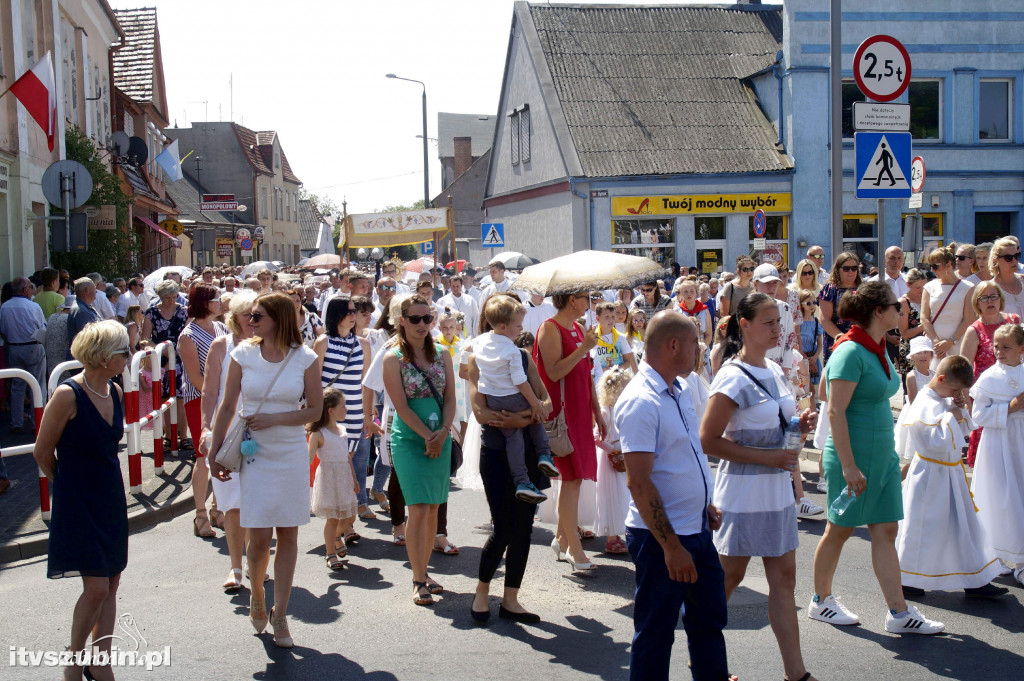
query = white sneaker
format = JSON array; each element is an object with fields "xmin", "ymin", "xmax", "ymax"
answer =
[
  {"xmin": 808, "ymin": 594, "xmax": 859, "ymax": 625},
  {"xmin": 884, "ymin": 605, "xmax": 945, "ymax": 635},
  {"xmin": 816, "ymin": 478, "xmax": 828, "ymax": 493},
  {"xmin": 1013, "ymin": 566, "xmax": 1024, "ymax": 587},
  {"xmin": 796, "ymin": 499, "xmax": 825, "ymax": 518}
]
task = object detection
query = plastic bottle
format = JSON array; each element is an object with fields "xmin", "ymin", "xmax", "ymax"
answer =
[
  {"xmin": 783, "ymin": 415, "xmax": 803, "ymax": 452},
  {"xmin": 830, "ymin": 485, "xmax": 861, "ymax": 516},
  {"xmin": 427, "ymin": 412, "xmax": 440, "ymax": 431}
]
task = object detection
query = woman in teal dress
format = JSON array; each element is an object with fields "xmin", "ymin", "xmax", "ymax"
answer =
[
  {"xmin": 808, "ymin": 282, "xmax": 945, "ymax": 635},
  {"xmin": 382, "ymin": 295, "xmax": 455, "ymax": 606}
]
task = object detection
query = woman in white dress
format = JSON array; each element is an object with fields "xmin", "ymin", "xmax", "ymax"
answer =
[
  {"xmin": 988, "ymin": 236, "xmax": 1024, "ymax": 320},
  {"xmin": 210, "ymin": 292, "xmax": 321, "ymax": 648},
  {"xmin": 199, "ymin": 290, "xmax": 257, "ymax": 592},
  {"xmin": 920, "ymin": 244, "xmax": 975, "ymax": 367}
]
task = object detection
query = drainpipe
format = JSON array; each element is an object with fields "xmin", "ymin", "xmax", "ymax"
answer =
[
  {"xmin": 569, "ymin": 177, "xmax": 590, "ymax": 249},
  {"xmin": 773, "ymin": 50, "xmax": 784, "ymax": 149}
]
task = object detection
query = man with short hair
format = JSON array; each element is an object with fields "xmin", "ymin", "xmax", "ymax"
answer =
[
  {"xmin": 317, "ymin": 268, "xmax": 349, "ymax": 313},
  {"xmin": 437, "ymin": 274, "xmax": 481, "ymax": 338},
  {"xmin": 67, "ymin": 278, "xmax": 99, "ymax": 355},
  {"xmin": 521, "ymin": 292, "xmax": 556, "ymax": 339},
  {"xmin": 417, "ymin": 272, "xmax": 443, "ymax": 302},
  {"xmin": 615, "ymin": 312, "xmax": 726, "ymax": 681},
  {"xmin": 202, "ymin": 267, "xmax": 215, "ymax": 284},
  {"xmin": 349, "ymin": 272, "xmax": 372, "ymax": 298},
  {"xmin": 481, "ymin": 261, "xmax": 511, "ymax": 301},
  {"xmin": 807, "ymin": 245, "xmax": 829, "ymax": 286},
  {"xmin": 112, "ymin": 277, "xmax": 127, "ymax": 293},
  {"xmin": 0, "ymin": 277, "xmax": 47, "ymax": 432},
  {"xmin": 463, "ymin": 270, "xmax": 483, "ymax": 304},
  {"xmin": 379, "ymin": 260, "xmax": 411, "ymax": 297},
  {"xmin": 868, "ymin": 246, "xmax": 909, "ymax": 298},
  {"xmin": 116, "ymin": 277, "xmax": 144, "ymax": 322},
  {"xmin": 33, "ymin": 268, "xmax": 65, "ymax": 319},
  {"xmin": 222, "ymin": 276, "xmax": 238, "ymax": 293},
  {"xmin": 84, "ymin": 272, "xmax": 115, "ymax": 320}
]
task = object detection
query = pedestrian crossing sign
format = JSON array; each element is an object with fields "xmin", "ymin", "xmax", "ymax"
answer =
[
  {"xmin": 855, "ymin": 132, "xmax": 912, "ymax": 199},
  {"xmin": 481, "ymin": 222, "xmax": 505, "ymax": 248}
]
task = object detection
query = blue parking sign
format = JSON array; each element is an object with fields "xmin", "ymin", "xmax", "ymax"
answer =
[
  {"xmin": 421, "ymin": 241, "xmax": 433, "ymax": 255},
  {"xmin": 855, "ymin": 132, "xmax": 912, "ymax": 199}
]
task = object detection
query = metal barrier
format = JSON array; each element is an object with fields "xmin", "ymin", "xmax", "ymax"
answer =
[
  {"xmin": 124, "ymin": 341, "xmax": 177, "ymax": 492},
  {"xmin": 0, "ymin": 368, "xmax": 47, "ymax": 519}
]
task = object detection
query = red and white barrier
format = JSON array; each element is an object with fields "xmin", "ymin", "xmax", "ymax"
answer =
[
  {"xmin": 124, "ymin": 341, "xmax": 177, "ymax": 493},
  {"xmin": 0, "ymin": 368, "xmax": 47, "ymax": 519}
]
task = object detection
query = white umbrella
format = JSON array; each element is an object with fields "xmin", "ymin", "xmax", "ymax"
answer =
[
  {"xmin": 240, "ymin": 260, "xmax": 280, "ymax": 278},
  {"xmin": 143, "ymin": 266, "xmax": 194, "ymax": 290},
  {"xmin": 510, "ymin": 250, "xmax": 665, "ymax": 296},
  {"xmin": 489, "ymin": 251, "xmax": 540, "ymax": 270}
]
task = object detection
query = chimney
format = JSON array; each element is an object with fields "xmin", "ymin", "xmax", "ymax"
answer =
[{"xmin": 453, "ymin": 136, "xmax": 473, "ymax": 180}]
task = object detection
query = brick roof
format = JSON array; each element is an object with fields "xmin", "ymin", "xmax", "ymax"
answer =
[
  {"xmin": 525, "ymin": 2, "xmax": 791, "ymax": 176},
  {"xmin": 231, "ymin": 125, "xmax": 301, "ymax": 184},
  {"xmin": 111, "ymin": 8, "xmax": 158, "ymax": 103}
]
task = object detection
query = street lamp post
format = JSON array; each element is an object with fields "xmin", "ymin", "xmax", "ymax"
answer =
[{"xmin": 385, "ymin": 73, "xmax": 430, "ymax": 210}]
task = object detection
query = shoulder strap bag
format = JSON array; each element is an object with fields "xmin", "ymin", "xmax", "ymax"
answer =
[
  {"xmin": 729, "ymin": 361, "xmax": 788, "ymax": 433},
  {"xmin": 215, "ymin": 347, "xmax": 295, "ymax": 472},
  {"xmin": 928, "ymin": 279, "xmax": 962, "ymax": 326},
  {"xmin": 403, "ymin": 350, "xmax": 463, "ymax": 474}
]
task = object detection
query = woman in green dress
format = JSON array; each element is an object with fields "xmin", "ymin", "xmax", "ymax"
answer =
[
  {"xmin": 808, "ymin": 281, "xmax": 945, "ymax": 634},
  {"xmin": 382, "ymin": 295, "xmax": 455, "ymax": 606}
]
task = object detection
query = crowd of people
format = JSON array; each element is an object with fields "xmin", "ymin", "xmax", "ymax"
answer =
[{"xmin": 4, "ymin": 238, "xmax": 1023, "ymax": 680}]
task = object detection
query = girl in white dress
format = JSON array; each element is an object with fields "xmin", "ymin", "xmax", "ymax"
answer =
[
  {"xmin": 593, "ymin": 367, "xmax": 632, "ymax": 555},
  {"xmin": 309, "ymin": 388, "xmax": 358, "ymax": 570},
  {"xmin": 970, "ymin": 323, "xmax": 1024, "ymax": 587},
  {"xmin": 895, "ymin": 337, "xmax": 935, "ymax": 475}
]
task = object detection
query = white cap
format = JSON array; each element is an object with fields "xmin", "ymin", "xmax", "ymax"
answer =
[
  {"xmin": 908, "ymin": 336, "xmax": 934, "ymax": 358},
  {"xmin": 752, "ymin": 263, "xmax": 782, "ymax": 283}
]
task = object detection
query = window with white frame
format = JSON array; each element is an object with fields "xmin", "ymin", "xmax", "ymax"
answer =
[
  {"xmin": 509, "ymin": 105, "xmax": 530, "ymax": 166},
  {"xmin": 909, "ymin": 79, "xmax": 941, "ymax": 140},
  {"xmin": 979, "ymin": 79, "xmax": 1012, "ymax": 140}
]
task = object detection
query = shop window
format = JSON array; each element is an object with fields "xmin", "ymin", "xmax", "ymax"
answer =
[
  {"xmin": 908, "ymin": 80, "xmax": 941, "ymax": 140},
  {"xmin": 842, "ymin": 81, "xmax": 866, "ymax": 138},
  {"xmin": 612, "ymin": 218, "xmax": 675, "ymax": 267},
  {"xmin": 979, "ymin": 79, "xmax": 1011, "ymax": 140},
  {"xmin": 901, "ymin": 213, "xmax": 944, "ymax": 264},
  {"xmin": 747, "ymin": 215, "xmax": 789, "ymax": 266},
  {"xmin": 841, "ymin": 214, "xmax": 878, "ymax": 270},
  {"xmin": 975, "ymin": 211, "xmax": 1014, "ymax": 243},
  {"xmin": 695, "ymin": 216, "xmax": 726, "ymax": 240}
]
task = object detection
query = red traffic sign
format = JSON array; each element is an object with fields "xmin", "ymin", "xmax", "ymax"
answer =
[
  {"xmin": 240, "ymin": 238, "xmax": 253, "ymax": 250},
  {"xmin": 753, "ymin": 209, "xmax": 767, "ymax": 238},
  {"xmin": 854, "ymin": 35, "xmax": 911, "ymax": 103},
  {"xmin": 910, "ymin": 156, "xmax": 925, "ymax": 193}
]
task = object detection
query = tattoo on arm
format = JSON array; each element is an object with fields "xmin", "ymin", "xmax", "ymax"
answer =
[{"xmin": 648, "ymin": 496, "xmax": 676, "ymax": 543}]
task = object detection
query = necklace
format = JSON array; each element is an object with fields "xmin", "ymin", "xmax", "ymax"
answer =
[{"xmin": 82, "ymin": 375, "xmax": 110, "ymax": 399}]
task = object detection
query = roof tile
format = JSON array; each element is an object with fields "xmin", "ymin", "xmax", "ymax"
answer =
[{"xmin": 112, "ymin": 8, "xmax": 158, "ymax": 103}]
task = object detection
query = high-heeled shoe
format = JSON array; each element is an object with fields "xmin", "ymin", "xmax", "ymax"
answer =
[
  {"xmin": 551, "ymin": 537, "xmax": 566, "ymax": 562},
  {"xmin": 269, "ymin": 607, "xmax": 293, "ymax": 648},
  {"xmin": 566, "ymin": 553, "xmax": 596, "ymax": 572},
  {"xmin": 249, "ymin": 595, "xmax": 268, "ymax": 633}
]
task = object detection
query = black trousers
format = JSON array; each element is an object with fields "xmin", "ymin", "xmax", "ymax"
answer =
[{"xmin": 477, "ymin": 444, "xmax": 536, "ymax": 589}]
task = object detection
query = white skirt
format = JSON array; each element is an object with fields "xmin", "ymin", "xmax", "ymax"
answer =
[{"xmin": 593, "ymin": 448, "xmax": 629, "ymax": 536}]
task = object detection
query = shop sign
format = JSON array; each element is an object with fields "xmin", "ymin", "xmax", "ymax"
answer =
[
  {"xmin": 0, "ymin": 163, "xmax": 9, "ymax": 194},
  {"xmin": 612, "ymin": 193, "xmax": 791, "ymax": 216},
  {"xmin": 74, "ymin": 204, "xmax": 117, "ymax": 230},
  {"xmin": 761, "ymin": 244, "xmax": 785, "ymax": 265},
  {"xmin": 216, "ymin": 238, "xmax": 234, "ymax": 258}
]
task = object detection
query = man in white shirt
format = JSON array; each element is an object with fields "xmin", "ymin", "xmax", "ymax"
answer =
[
  {"xmin": 372, "ymin": 276, "xmax": 398, "ymax": 326},
  {"xmin": 317, "ymin": 268, "xmax": 349, "ymax": 314},
  {"xmin": 221, "ymin": 276, "xmax": 238, "ymax": 294},
  {"xmin": 115, "ymin": 277, "xmax": 145, "ymax": 321},
  {"xmin": 480, "ymin": 261, "xmax": 512, "ymax": 301},
  {"xmin": 379, "ymin": 261, "xmax": 411, "ymax": 296},
  {"xmin": 522, "ymin": 293, "xmax": 556, "ymax": 338},
  {"xmin": 437, "ymin": 274, "xmax": 480, "ymax": 338},
  {"xmin": 751, "ymin": 264, "xmax": 794, "ymax": 371},
  {"xmin": 614, "ymin": 313, "xmax": 726, "ymax": 681},
  {"xmin": 86, "ymin": 272, "xmax": 116, "ymax": 320},
  {"xmin": 0, "ymin": 278, "xmax": 47, "ymax": 431},
  {"xmin": 867, "ymin": 246, "xmax": 910, "ymax": 299},
  {"xmin": 463, "ymin": 270, "xmax": 484, "ymax": 304},
  {"xmin": 807, "ymin": 245, "xmax": 829, "ymax": 286}
]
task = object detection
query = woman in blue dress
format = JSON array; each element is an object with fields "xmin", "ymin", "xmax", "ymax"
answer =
[{"xmin": 34, "ymin": 320, "xmax": 131, "ymax": 681}]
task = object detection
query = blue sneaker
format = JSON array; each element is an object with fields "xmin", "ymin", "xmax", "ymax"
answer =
[
  {"xmin": 537, "ymin": 454, "xmax": 560, "ymax": 477},
  {"xmin": 515, "ymin": 482, "xmax": 547, "ymax": 504}
]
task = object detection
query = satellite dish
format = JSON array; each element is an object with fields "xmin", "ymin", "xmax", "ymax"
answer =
[
  {"xmin": 237, "ymin": 204, "xmax": 248, "ymax": 212},
  {"xmin": 41, "ymin": 160, "xmax": 93, "ymax": 209},
  {"xmin": 110, "ymin": 131, "xmax": 130, "ymax": 157},
  {"xmin": 370, "ymin": 247, "xmax": 384, "ymax": 260},
  {"xmin": 127, "ymin": 136, "xmax": 149, "ymax": 165},
  {"xmin": 356, "ymin": 248, "xmax": 368, "ymax": 260}
]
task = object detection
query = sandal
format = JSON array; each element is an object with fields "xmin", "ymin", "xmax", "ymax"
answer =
[
  {"xmin": 358, "ymin": 506, "xmax": 378, "ymax": 520},
  {"xmin": 577, "ymin": 526, "xmax": 596, "ymax": 540},
  {"xmin": 424, "ymin": 577, "xmax": 444, "ymax": 595},
  {"xmin": 179, "ymin": 437, "xmax": 194, "ymax": 450},
  {"xmin": 345, "ymin": 531, "xmax": 361, "ymax": 544},
  {"xmin": 223, "ymin": 568, "xmax": 243, "ymax": 592},
  {"xmin": 372, "ymin": 490, "xmax": 391, "ymax": 512},
  {"xmin": 333, "ymin": 536, "xmax": 348, "ymax": 558},
  {"xmin": 210, "ymin": 509, "xmax": 225, "ymax": 530},
  {"xmin": 433, "ymin": 541, "xmax": 460, "ymax": 555},
  {"xmin": 392, "ymin": 533, "xmax": 406, "ymax": 546},
  {"xmin": 604, "ymin": 536, "xmax": 629, "ymax": 554},
  {"xmin": 193, "ymin": 514, "xmax": 216, "ymax": 538},
  {"xmin": 326, "ymin": 553, "xmax": 346, "ymax": 571},
  {"xmin": 412, "ymin": 580, "xmax": 435, "ymax": 606}
]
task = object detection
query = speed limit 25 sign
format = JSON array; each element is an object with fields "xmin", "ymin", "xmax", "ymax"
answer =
[{"xmin": 854, "ymin": 35, "xmax": 912, "ymax": 103}]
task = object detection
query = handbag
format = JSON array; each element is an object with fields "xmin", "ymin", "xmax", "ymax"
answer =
[
  {"xmin": 214, "ymin": 347, "xmax": 295, "ymax": 471},
  {"xmin": 545, "ymin": 377, "xmax": 574, "ymax": 457},
  {"xmin": 730, "ymin": 362, "xmax": 789, "ymax": 433}
]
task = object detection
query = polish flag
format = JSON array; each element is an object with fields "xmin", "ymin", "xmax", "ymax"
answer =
[{"xmin": 9, "ymin": 52, "xmax": 57, "ymax": 151}]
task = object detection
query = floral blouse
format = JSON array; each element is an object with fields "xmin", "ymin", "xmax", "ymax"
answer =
[
  {"xmin": 818, "ymin": 283, "xmax": 855, "ymax": 361},
  {"xmin": 394, "ymin": 345, "xmax": 447, "ymax": 400},
  {"xmin": 144, "ymin": 302, "xmax": 188, "ymax": 368}
]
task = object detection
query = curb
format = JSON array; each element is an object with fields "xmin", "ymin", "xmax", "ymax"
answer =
[{"xmin": 0, "ymin": 488, "xmax": 196, "ymax": 566}]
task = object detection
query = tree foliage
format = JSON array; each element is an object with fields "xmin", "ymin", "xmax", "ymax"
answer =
[{"xmin": 51, "ymin": 126, "xmax": 137, "ymax": 277}]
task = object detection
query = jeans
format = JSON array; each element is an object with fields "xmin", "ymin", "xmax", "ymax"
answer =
[
  {"xmin": 370, "ymin": 457, "xmax": 391, "ymax": 494},
  {"xmin": 626, "ymin": 527, "xmax": 729, "ymax": 681},
  {"xmin": 352, "ymin": 433, "xmax": 370, "ymax": 507},
  {"xmin": 8, "ymin": 344, "xmax": 45, "ymax": 428}
]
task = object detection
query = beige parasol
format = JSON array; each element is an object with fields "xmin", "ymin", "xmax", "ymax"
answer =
[{"xmin": 510, "ymin": 250, "xmax": 666, "ymax": 296}]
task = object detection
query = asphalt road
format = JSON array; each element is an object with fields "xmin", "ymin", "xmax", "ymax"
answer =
[{"xmin": 2, "ymin": 470, "xmax": 1022, "ymax": 681}]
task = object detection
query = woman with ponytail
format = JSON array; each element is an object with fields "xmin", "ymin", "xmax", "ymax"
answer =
[{"xmin": 920, "ymin": 243, "xmax": 975, "ymax": 367}]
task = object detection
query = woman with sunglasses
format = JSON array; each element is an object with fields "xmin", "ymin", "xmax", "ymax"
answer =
[
  {"xmin": 288, "ymin": 286, "xmax": 323, "ymax": 348},
  {"xmin": 381, "ymin": 295, "xmax": 455, "ymax": 605},
  {"xmin": 817, "ymin": 252, "xmax": 862, "ymax": 363},
  {"xmin": 315, "ymin": 297, "xmax": 373, "ymax": 527},
  {"xmin": 920, "ymin": 244, "xmax": 976, "ymax": 366},
  {"xmin": 210, "ymin": 293, "xmax": 322, "ymax": 647},
  {"xmin": 177, "ymin": 283, "xmax": 228, "ymax": 539},
  {"xmin": 960, "ymin": 281, "xmax": 1019, "ymax": 467},
  {"xmin": 628, "ymin": 279, "xmax": 671, "ymax": 319},
  {"xmin": 988, "ymin": 236, "xmax": 1024, "ymax": 320},
  {"xmin": 719, "ymin": 255, "xmax": 756, "ymax": 318},
  {"xmin": 35, "ymin": 321, "xmax": 131, "ymax": 681}
]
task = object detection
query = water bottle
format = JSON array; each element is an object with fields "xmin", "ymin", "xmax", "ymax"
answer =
[
  {"xmin": 427, "ymin": 412, "xmax": 440, "ymax": 432},
  {"xmin": 783, "ymin": 415, "xmax": 802, "ymax": 453},
  {"xmin": 830, "ymin": 485, "xmax": 861, "ymax": 516}
]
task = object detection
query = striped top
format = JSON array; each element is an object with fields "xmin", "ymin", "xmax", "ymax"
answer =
[
  {"xmin": 178, "ymin": 321, "xmax": 229, "ymax": 402},
  {"xmin": 320, "ymin": 334, "xmax": 365, "ymax": 441}
]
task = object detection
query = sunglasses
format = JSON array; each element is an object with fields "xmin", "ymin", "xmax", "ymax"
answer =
[
  {"xmin": 342, "ymin": 309, "xmax": 356, "ymax": 317},
  {"xmin": 955, "ymin": 254, "xmax": 973, "ymax": 261},
  {"xmin": 211, "ymin": 297, "xmax": 222, "ymax": 303},
  {"xmin": 928, "ymin": 263, "xmax": 943, "ymax": 271},
  {"xmin": 840, "ymin": 265, "xmax": 859, "ymax": 273},
  {"xmin": 112, "ymin": 347, "xmax": 131, "ymax": 357},
  {"xmin": 998, "ymin": 252, "xmax": 1022, "ymax": 262},
  {"xmin": 640, "ymin": 287, "xmax": 655, "ymax": 293},
  {"xmin": 801, "ymin": 270, "xmax": 814, "ymax": 276},
  {"xmin": 247, "ymin": 312, "xmax": 266, "ymax": 322},
  {"xmin": 880, "ymin": 302, "xmax": 902, "ymax": 312},
  {"xmin": 404, "ymin": 314, "xmax": 435, "ymax": 325},
  {"xmin": 740, "ymin": 267, "xmax": 755, "ymax": 273},
  {"xmin": 978, "ymin": 294, "xmax": 1001, "ymax": 303},
  {"xmin": 378, "ymin": 285, "xmax": 396, "ymax": 291},
  {"xmin": 809, "ymin": 254, "xmax": 825, "ymax": 260}
]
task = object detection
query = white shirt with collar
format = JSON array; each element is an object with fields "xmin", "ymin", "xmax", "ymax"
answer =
[
  {"xmin": 317, "ymin": 286, "xmax": 347, "ymax": 314},
  {"xmin": 615, "ymin": 362, "xmax": 713, "ymax": 536},
  {"xmin": 464, "ymin": 285, "xmax": 484, "ymax": 304},
  {"xmin": 92, "ymin": 292, "xmax": 116, "ymax": 320},
  {"xmin": 0, "ymin": 295, "xmax": 47, "ymax": 344},
  {"xmin": 522, "ymin": 299, "xmax": 557, "ymax": 338},
  {"xmin": 480, "ymin": 277, "xmax": 512, "ymax": 302},
  {"xmin": 115, "ymin": 289, "xmax": 141, "ymax": 319},
  {"xmin": 437, "ymin": 291, "xmax": 480, "ymax": 339},
  {"xmin": 471, "ymin": 332, "xmax": 527, "ymax": 397},
  {"xmin": 867, "ymin": 270, "xmax": 909, "ymax": 299}
]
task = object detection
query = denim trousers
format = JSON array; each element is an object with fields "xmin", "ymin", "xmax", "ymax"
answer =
[
  {"xmin": 352, "ymin": 433, "xmax": 370, "ymax": 507},
  {"xmin": 626, "ymin": 527, "xmax": 729, "ymax": 681}
]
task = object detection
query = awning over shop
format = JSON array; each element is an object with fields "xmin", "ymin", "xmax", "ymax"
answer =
[{"xmin": 138, "ymin": 215, "xmax": 182, "ymax": 248}]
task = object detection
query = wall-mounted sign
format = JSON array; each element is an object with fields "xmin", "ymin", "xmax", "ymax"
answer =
[
  {"xmin": 216, "ymin": 238, "xmax": 234, "ymax": 258},
  {"xmin": 0, "ymin": 163, "xmax": 9, "ymax": 194},
  {"xmin": 201, "ymin": 193, "xmax": 238, "ymax": 211},
  {"xmin": 160, "ymin": 218, "xmax": 184, "ymax": 236},
  {"xmin": 234, "ymin": 228, "xmax": 251, "ymax": 244},
  {"xmin": 74, "ymin": 204, "xmax": 116, "ymax": 230},
  {"xmin": 612, "ymin": 193, "xmax": 791, "ymax": 216},
  {"xmin": 253, "ymin": 226, "xmax": 265, "ymax": 242}
]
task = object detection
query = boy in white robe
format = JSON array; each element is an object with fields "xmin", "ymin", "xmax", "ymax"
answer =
[{"xmin": 898, "ymin": 355, "xmax": 1008, "ymax": 599}]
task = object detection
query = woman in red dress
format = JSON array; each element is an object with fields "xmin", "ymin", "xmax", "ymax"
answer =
[
  {"xmin": 536, "ymin": 292, "xmax": 602, "ymax": 571},
  {"xmin": 959, "ymin": 280, "xmax": 1019, "ymax": 466}
]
